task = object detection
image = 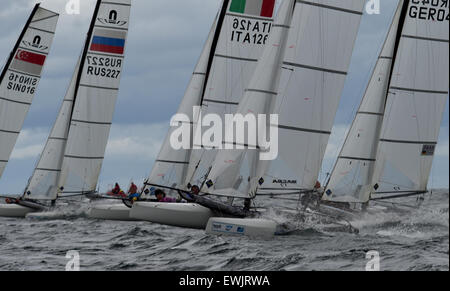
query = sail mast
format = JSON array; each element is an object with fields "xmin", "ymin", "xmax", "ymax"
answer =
[
  {"xmin": 200, "ymin": 0, "xmax": 230, "ymax": 106},
  {"xmin": 69, "ymin": 0, "xmax": 102, "ymax": 121},
  {"xmin": 0, "ymin": 4, "xmax": 59, "ymax": 180},
  {"xmin": 383, "ymin": 0, "xmax": 409, "ymax": 109},
  {"xmin": 0, "ymin": 4, "xmax": 40, "ymax": 85}
]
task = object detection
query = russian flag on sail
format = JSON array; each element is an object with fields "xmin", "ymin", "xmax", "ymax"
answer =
[
  {"xmin": 90, "ymin": 29, "xmax": 126, "ymax": 55},
  {"xmin": 229, "ymin": 0, "xmax": 275, "ymax": 18}
]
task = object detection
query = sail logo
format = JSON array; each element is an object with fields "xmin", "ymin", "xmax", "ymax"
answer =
[
  {"xmin": 272, "ymin": 179, "xmax": 297, "ymax": 185},
  {"xmin": 22, "ymin": 35, "xmax": 48, "ymax": 51},
  {"xmin": 98, "ymin": 10, "xmax": 127, "ymax": 26},
  {"xmin": 229, "ymin": 0, "xmax": 276, "ymax": 18},
  {"xmin": 90, "ymin": 29, "xmax": 126, "ymax": 55},
  {"xmin": 421, "ymin": 144, "xmax": 436, "ymax": 156},
  {"xmin": 169, "ymin": 106, "xmax": 279, "ymax": 161}
]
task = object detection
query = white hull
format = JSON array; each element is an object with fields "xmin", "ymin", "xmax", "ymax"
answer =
[
  {"xmin": 130, "ymin": 202, "xmax": 214, "ymax": 229},
  {"xmin": 0, "ymin": 204, "xmax": 36, "ymax": 218},
  {"xmin": 25, "ymin": 211, "xmax": 63, "ymax": 220},
  {"xmin": 88, "ymin": 204, "xmax": 137, "ymax": 221},
  {"xmin": 205, "ymin": 217, "xmax": 277, "ymax": 238}
]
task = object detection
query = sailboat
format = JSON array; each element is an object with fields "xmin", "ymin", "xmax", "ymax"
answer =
[
  {"xmin": 120, "ymin": 0, "xmax": 278, "ymax": 227},
  {"xmin": 322, "ymin": 0, "xmax": 449, "ymax": 208},
  {"xmin": 0, "ymin": 4, "xmax": 59, "ymax": 217},
  {"xmin": 207, "ymin": 0, "xmax": 449, "ymax": 237},
  {"xmin": 203, "ymin": 0, "xmax": 366, "ymax": 235},
  {"xmin": 0, "ymin": 0, "xmax": 132, "ymax": 218},
  {"xmin": 129, "ymin": 0, "xmax": 365, "ymax": 232}
]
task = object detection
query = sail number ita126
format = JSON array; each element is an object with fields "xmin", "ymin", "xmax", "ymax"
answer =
[
  {"xmin": 86, "ymin": 56, "xmax": 122, "ymax": 79},
  {"xmin": 231, "ymin": 18, "xmax": 272, "ymax": 45}
]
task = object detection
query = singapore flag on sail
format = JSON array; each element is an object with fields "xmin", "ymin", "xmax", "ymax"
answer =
[{"xmin": 11, "ymin": 49, "xmax": 46, "ymax": 76}]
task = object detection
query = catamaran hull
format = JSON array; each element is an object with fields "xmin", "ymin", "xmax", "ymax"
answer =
[
  {"xmin": 0, "ymin": 204, "xmax": 36, "ymax": 218},
  {"xmin": 130, "ymin": 202, "xmax": 214, "ymax": 229},
  {"xmin": 88, "ymin": 204, "xmax": 137, "ymax": 221},
  {"xmin": 205, "ymin": 217, "xmax": 277, "ymax": 238}
]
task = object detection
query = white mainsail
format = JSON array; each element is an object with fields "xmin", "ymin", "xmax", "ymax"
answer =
[
  {"xmin": 259, "ymin": 0, "xmax": 365, "ymax": 195},
  {"xmin": 202, "ymin": 0, "xmax": 296, "ymax": 198},
  {"xmin": 371, "ymin": 0, "xmax": 449, "ymax": 197},
  {"xmin": 24, "ymin": 59, "xmax": 80, "ymax": 200},
  {"xmin": 233, "ymin": 0, "xmax": 364, "ymax": 197},
  {"xmin": 141, "ymin": 16, "xmax": 218, "ymax": 196},
  {"xmin": 153, "ymin": 0, "xmax": 276, "ymax": 191},
  {"xmin": 53, "ymin": 0, "xmax": 132, "ymax": 196},
  {"xmin": 0, "ymin": 5, "xmax": 58, "ymax": 180},
  {"xmin": 323, "ymin": 1, "xmax": 405, "ymax": 203}
]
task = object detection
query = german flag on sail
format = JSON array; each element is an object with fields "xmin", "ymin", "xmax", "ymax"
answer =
[
  {"xmin": 10, "ymin": 49, "xmax": 46, "ymax": 76},
  {"xmin": 90, "ymin": 29, "xmax": 126, "ymax": 55},
  {"xmin": 229, "ymin": 0, "xmax": 275, "ymax": 18}
]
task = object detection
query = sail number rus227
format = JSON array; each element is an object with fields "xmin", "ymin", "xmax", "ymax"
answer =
[{"xmin": 86, "ymin": 56, "xmax": 122, "ymax": 79}]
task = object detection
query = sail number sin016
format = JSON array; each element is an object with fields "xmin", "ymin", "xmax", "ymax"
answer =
[
  {"xmin": 231, "ymin": 18, "xmax": 272, "ymax": 45},
  {"xmin": 410, "ymin": 0, "xmax": 450, "ymax": 21},
  {"xmin": 6, "ymin": 72, "xmax": 38, "ymax": 95}
]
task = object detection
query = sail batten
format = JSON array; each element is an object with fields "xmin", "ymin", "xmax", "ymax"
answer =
[{"xmin": 0, "ymin": 4, "xmax": 58, "ymax": 180}]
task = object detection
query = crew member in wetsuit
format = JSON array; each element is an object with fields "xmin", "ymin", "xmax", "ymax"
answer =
[{"xmin": 155, "ymin": 189, "xmax": 177, "ymax": 203}]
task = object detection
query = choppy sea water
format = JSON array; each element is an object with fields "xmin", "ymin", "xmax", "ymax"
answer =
[{"xmin": 0, "ymin": 190, "xmax": 448, "ymax": 271}]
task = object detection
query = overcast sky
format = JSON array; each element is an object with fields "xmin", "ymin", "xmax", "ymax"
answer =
[{"xmin": 0, "ymin": 0, "xmax": 448, "ymax": 194}]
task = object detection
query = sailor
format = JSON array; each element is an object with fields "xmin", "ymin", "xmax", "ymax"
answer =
[
  {"xmin": 155, "ymin": 189, "xmax": 177, "ymax": 203},
  {"xmin": 177, "ymin": 185, "xmax": 200, "ymax": 202},
  {"xmin": 128, "ymin": 182, "xmax": 140, "ymax": 201},
  {"xmin": 111, "ymin": 183, "xmax": 121, "ymax": 195},
  {"xmin": 128, "ymin": 182, "xmax": 138, "ymax": 194}
]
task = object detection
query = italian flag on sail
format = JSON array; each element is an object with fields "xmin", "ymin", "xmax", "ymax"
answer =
[{"xmin": 229, "ymin": 0, "xmax": 276, "ymax": 18}]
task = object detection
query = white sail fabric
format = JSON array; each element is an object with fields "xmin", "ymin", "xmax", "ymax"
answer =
[
  {"xmin": 372, "ymin": 0, "xmax": 449, "ymax": 195},
  {"xmin": 259, "ymin": 0, "xmax": 365, "ymax": 194},
  {"xmin": 58, "ymin": 0, "xmax": 132, "ymax": 195},
  {"xmin": 323, "ymin": 1, "xmax": 404, "ymax": 203},
  {"xmin": 0, "ymin": 5, "xmax": 58, "ymax": 180},
  {"xmin": 141, "ymin": 17, "xmax": 218, "ymax": 196},
  {"xmin": 24, "ymin": 60, "xmax": 80, "ymax": 200},
  {"xmin": 202, "ymin": 0, "xmax": 296, "ymax": 198},
  {"xmin": 185, "ymin": 0, "xmax": 276, "ymax": 188}
]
